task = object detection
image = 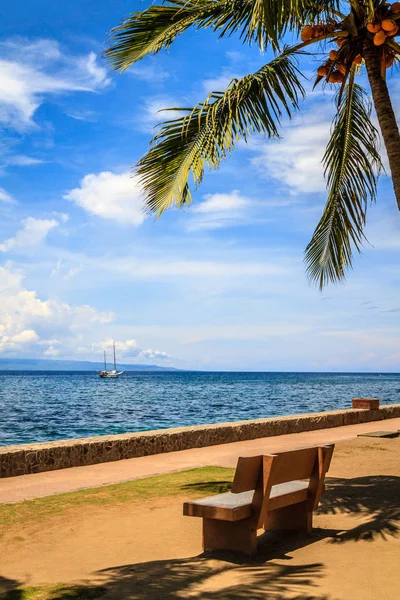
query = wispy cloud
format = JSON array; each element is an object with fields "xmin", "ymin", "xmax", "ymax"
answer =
[
  {"xmin": 0, "ymin": 187, "xmax": 16, "ymax": 204},
  {"xmin": 202, "ymin": 71, "xmax": 241, "ymax": 95},
  {"xmin": 250, "ymin": 106, "xmax": 333, "ymax": 195},
  {"xmin": 77, "ymin": 337, "xmax": 172, "ymax": 362},
  {"xmin": 0, "ymin": 38, "xmax": 110, "ymax": 130},
  {"xmin": 2, "ymin": 154, "xmax": 45, "ymax": 167},
  {"xmin": 127, "ymin": 59, "xmax": 169, "ymax": 83},
  {"xmin": 51, "ymin": 258, "xmax": 83, "ymax": 279},
  {"xmin": 139, "ymin": 96, "xmax": 186, "ymax": 132},
  {"xmin": 89, "ymin": 256, "xmax": 290, "ymax": 279},
  {"xmin": 0, "ymin": 216, "xmax": 59, "ymax": 252}
]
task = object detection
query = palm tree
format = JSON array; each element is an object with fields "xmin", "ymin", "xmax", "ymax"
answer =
[{"xmin": 106, "ymin": 0, "xmax": 400, "ymax": 288}]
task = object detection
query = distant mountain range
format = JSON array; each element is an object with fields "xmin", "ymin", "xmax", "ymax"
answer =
[{"xmin": 0, "ymin": 358, "xmax": 178, "ymax": 372}]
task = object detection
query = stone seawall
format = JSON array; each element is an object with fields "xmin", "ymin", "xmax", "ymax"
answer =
[{"xmin": 1, "ymin": 404, "xmax": 400, "ymax": 478}]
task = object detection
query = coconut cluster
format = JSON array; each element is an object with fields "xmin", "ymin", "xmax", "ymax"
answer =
[
  {"xmin": 367, "ymin": 2, "xmax": 400, "ymax": 45},
  {"xmin": 301, "ymin": 23, "xmax": 336, "ymax": 41},
  {"xmin": 316, "ymin": 47, "xmax": 362, "ymax": 84}
]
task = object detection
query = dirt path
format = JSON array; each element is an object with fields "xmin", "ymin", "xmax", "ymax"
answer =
[{"xmin": 0, "ymin": 436, "xmax": 399, "ymax": 599}]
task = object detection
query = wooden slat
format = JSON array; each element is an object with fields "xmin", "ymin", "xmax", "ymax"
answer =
[
  {"xmin": 309, "ymin": 444, "xmax": 335, "ymax": 510},
  {"xmin": 231, "ymin": 455, "xmax": 262, "ymax": 493},
  {"xmin": 267, "ymin": 480, "xmax": 309, "ymax": 511},
  {"xmin": 183, "ymin": 491, "xmax": 253, "ymax": 521},
  {"xmin": 270, "ymin": 447, "xmax": 318, "ymax": 485},
  {"xmin": 257, "ymin": 454, "xmax": 277, "ymax": 528}
]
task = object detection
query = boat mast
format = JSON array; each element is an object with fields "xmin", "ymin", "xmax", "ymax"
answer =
[
  {"xmin": 113, "ymin": 340, "xmax": 116, "ymax": 371},
  {"xmin": 104, "ymin": 350, "xmax": 107, "ymax": 371}
]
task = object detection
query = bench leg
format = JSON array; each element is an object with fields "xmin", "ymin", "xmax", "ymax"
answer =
[
  {"xmin": 202, "ymin": 517, "xmax": 257, "ymax": 556},
  {"xmin": 265, "ymin": 501, "xmax": 313, "ymax": 533}
]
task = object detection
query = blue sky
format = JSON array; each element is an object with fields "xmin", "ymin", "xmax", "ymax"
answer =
[{"xmin": 1, "ymin": 0, "xmax": 400, "ymax": 371}]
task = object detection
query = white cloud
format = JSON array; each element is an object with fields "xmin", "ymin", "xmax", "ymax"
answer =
[
  {"xmin": 81, "ymin": 52, "xmax": 108, "ymax": 86},
  {"xmin": 10, "ymin": 329, "xmax": 39, "ymax": 344},
  {"xmin": 193, "ymin": 191, "xmax": 250, "ymax": 214},
  {"xmin": 0, "ymin": 38, "xmax": 110, "ymax": 130},
  {"xmin": 251, "ymin": 107, "xmax": 333, "ymax": 194},
  {"xmin": 0, "ymin": 188, "xmax": 16, "ymax": 204},
  {"xmin": 139, "ymin": 348, "xmax": 171, "ymax": 359},
  {"xmin": 188, "ymin": 190, "xmax": 253, "ymax": 231},
  {"xmin": 0, "ymin": 217, "xmax": 59, "ymax": 252},
  {"xmin": 43, "ymin": 345, "xmax": 60, "ymax": 357},
  {"xmin": 77, "ymin": 338, "xmax": 171, "ymax": 362},
  {"xmin": 0, "ymin": 265, "xmax": 113, "ymax": 356},
  {"xmin": 82, "ymin": 338, "xmax": 138, "ymax": 355},
  {"xmin": 64, "ymin": 170, "xmax": 146, "ymax": 226}
]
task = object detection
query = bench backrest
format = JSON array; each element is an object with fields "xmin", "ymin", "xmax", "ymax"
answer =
[
  {"xmin": 268, "ymin": 447, "xmax": 321, "ymax": 485},
  {"xmin": 231, "ymin": 444, "xmax": 334, "ymax": 527}
]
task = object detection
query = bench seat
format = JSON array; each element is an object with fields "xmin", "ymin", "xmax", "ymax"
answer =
[{"xmin": 183, "ymin": 480, "xmax": 309, "ymax": 522}]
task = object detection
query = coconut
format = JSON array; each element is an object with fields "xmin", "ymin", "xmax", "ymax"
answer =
[
  {"xmin": 337, "ymin": 63, "xmax": 347, "ymax": 75},
  {"xmin": 301, "ymin": 25, "xmax": 313, "ymax": 41},
  {"xmin": 382, "ymin": 19, "xmax": 397, "ymax": 31},
  {"xmin": 353, "ymin": 54, "xmax": 363, "ymax": 65},
  {"xmin": 329, "ymin": 71, "xmax": 343, "ymax": 83},
  {"xmin": 317, "ymin": 65, "xmax": 329, "ymax": 76},
  {"xmin": 329, "ymin": 49, "xmax": 339, "ymax": 60},
  {"xmin": 387, "ymin": 25, "xmax": 399, "ymax": 36},
  {"xmin": 367, "ymin": 22, "xmax": 382, "ymax": 33},
  {"xmin": 312, "ymin": 26, "xmax": 322, "ymax": 38},
  {"xmin": 392, "ymin": 2, "xmax": 400, "ymax": 13},
  {"xmin": 336, "ymin": 38, "xmax": 346, "ymax": 47},
  {"xmin": 374, "ymin": 30, "xmax": 387, "ymax": 45}
]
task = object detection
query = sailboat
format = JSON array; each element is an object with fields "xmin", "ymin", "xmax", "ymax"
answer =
[{"xmin": 99, "ymin": 341, "xmax": 124, "ymax": 378}]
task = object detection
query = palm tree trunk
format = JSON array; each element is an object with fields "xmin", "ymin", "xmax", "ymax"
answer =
[{"xmin": 363, "ymin": 41, "xmax": 400, "ymax": 210}]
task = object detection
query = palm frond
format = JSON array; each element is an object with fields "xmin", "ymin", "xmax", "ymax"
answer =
[
  {"xmin": 305, "ymin": 72, "xmax": 382, "ymax": 290},
  {"xmin": 105, "ymin": 0, "xmax": 343, "ymax": 70},
  {"xmin": 137, "ymin": 47, "xmax": 305, "ymax": 216}
]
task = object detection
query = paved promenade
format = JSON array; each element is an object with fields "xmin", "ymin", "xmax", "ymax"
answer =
[{"xmin": 1, "ymin": 416, "xmax": 400, "ymax": 504}]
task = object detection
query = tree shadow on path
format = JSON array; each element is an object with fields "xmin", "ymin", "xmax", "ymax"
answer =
[
  {"xmin": 2, "ymin": 475, "xmax": 397, "ymax": 600},
  {"xmin": 317, "ymin": 475, "xmax": 400, "ymax": 542}
]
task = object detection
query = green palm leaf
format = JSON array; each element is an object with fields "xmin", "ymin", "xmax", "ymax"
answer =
[
  {"xmin": 105, "ymin": 0, "xmax": 342, "ymax": 71},
  {"xmin": 137, "ymin": 47, "xmax": 305, "ymax": 216},
  {"xmin": 305, "ymin": 71, "xmax": 382, "ymax": 290}
]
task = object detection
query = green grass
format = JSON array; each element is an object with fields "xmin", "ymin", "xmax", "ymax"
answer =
[
  {"xmin": 1, "ymin": 585, "xmax": 105, "ymax": 600},
  {"xmin": 0, "ymin": 466, "xmax": 234, "ymax": 541},
  {"xmin": 0, "ymin": 466, "xmax": 234, "ymax": 599}
]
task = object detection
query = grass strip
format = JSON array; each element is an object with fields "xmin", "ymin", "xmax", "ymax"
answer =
[{"xmin": 0, "ymin": 464, "xmax": 234, "ymax": 540}]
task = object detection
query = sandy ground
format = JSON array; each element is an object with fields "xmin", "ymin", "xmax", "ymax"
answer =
[{"xmin": 0, "ymin": 436, "xmax": 399, "ymax": 599}]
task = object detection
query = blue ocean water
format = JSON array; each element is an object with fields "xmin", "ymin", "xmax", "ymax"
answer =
[{"xmin": 0, "ymin": 371, "xmax": 399, "ymax": 447}]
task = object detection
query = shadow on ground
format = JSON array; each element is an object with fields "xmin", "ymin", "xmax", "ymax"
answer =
[
  {"xmin": 0, "ymin": 578, "xmax": 20, "ymax": 596},
  {"xmin": 0, "ymin": 559, "xmax": 330, "ymax": 600},
  {"xmin": 1, "ymin": 475, "xmax": 398, "ymax": 600},
  {"xmin": 181, "ymin": 480, "xmax": 232, "ymax": 495},
  {"xmin": 318, "ymin": 475, "xmax": 400, "ymax": 542}
]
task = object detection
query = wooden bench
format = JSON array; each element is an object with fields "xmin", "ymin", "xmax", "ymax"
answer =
[{"xmin": 183, "ymin": 444, "xmax": 334, "ymax": 556}]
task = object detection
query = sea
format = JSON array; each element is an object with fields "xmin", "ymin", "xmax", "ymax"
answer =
[{"xmin": 0, "ymin": 370, "xmax": 399, "ymax": 447}]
